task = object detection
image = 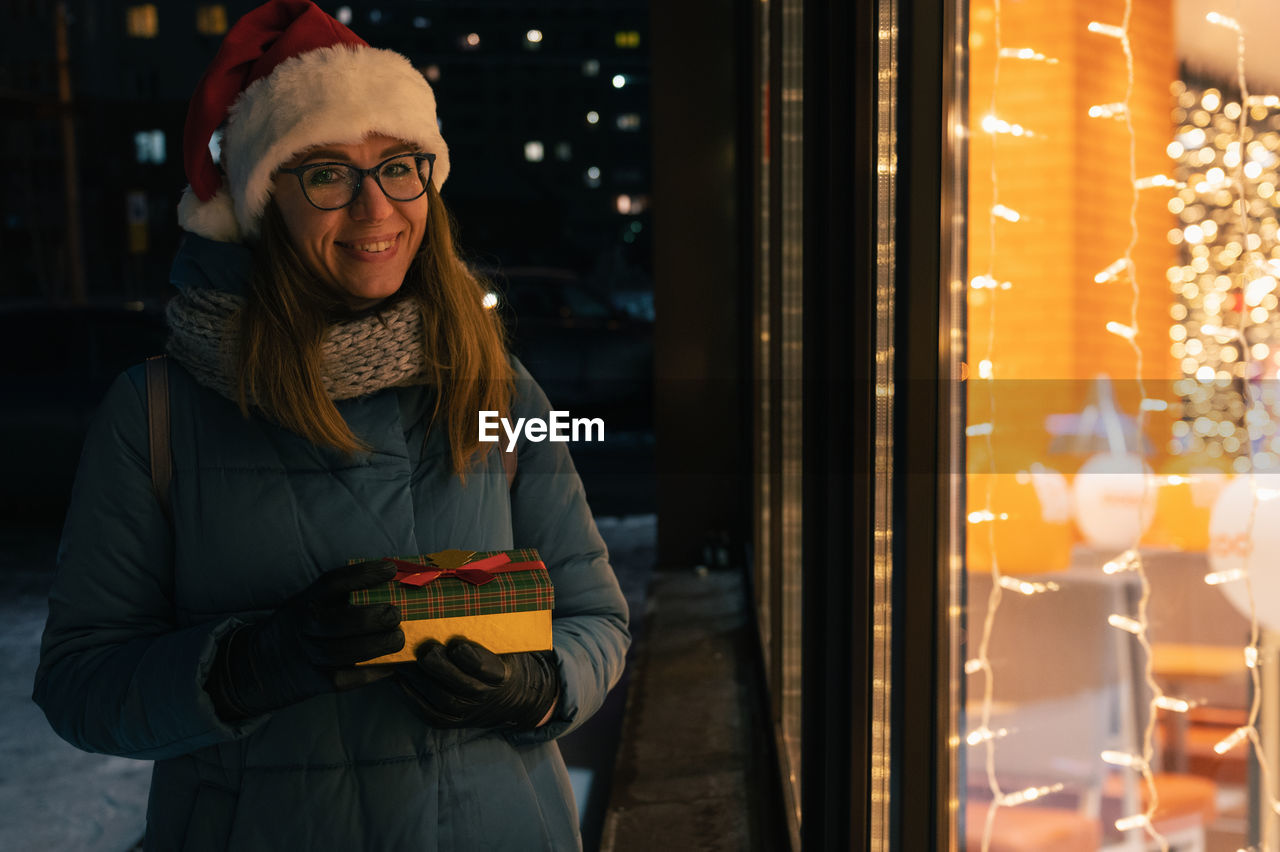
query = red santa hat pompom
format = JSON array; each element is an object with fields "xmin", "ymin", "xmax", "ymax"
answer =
[{"xmin": 179, "ymin": 0, "xmax": 450, "ymax": 242}]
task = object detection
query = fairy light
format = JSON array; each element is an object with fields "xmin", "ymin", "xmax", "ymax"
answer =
[
  {"xmin": 1089, "ymin": 102, "xmax": 1128, "ymax": 119},
  {"xmin": 966, "ymin": 726, "xmax": 1010, "ymax": 746},
  {"xmin": 1106, "ymin": 321, "xmax": 1137, "ymax": 340},
  {"xmin": 999, "ymin": 47, "xmax": 1058, "ymax": 64},
  {"xmin": 1102, "ymin": 750, "xmax": 1148, "ymax": 769},
  {"xmin": 1154, "ymin": 695, "xmax": 1193, "ymax": 713},
  {"xmin": 971, "ymin": 4, "xmax": 1020, "ymax": 848},
  {"xmin": 981, "ymin": 114, "xmax": 1035, "ymax": 137},
  {"xmin": 997, "ymin": 575, "xmax": 1060, "ymax": 596},
  {"xmin": 1087, "ymin": 21, "xmax": 1125, "ymax": 39},
  {"xmin": 969, "ymin": 275, "xmax": 1012, "ymax": 290},
  {"xmin": 1116, "ymin": 813, "xmax": 1151, "ymax": 832},
  {"xmin": 1103, "ymin": 549, "xmax": 1140, "ymax": 574},
  {"xmin": 966, "ymin": 422, "xmax": 994, "ymax": 436},
  {"xmin": 991, "ymin": 204, "xmax": 1021, "ymax": 222},
  {"xmin": 1215, "ymin": 726, "xmax": 1250, "ymax": 755},
  {"xmin": 1134, "ymin": 174, "xmax": 1186, "ymax": 190},
  {"xmin": 998, "ymin": 783, "xmax": 1063, "ymax": 807},
  {"xmin": 1170, "ymin": 8, "xmax": 1280, "ymax": 825},
  {"xmin": 1205, "ymin": 567, "xmax": 1246, "ymax": 585},
  {"xmin": 1108, "ymin": 614, "xmax": 1144, "ymax": 635},
  {"xmin": 1095, "ymin": 258, "xmax": 1131, "ymax": 284}
]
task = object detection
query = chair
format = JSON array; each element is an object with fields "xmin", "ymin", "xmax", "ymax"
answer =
[{"xmin": 964, "ymin": 569, "xmax": 1219, "ymax": 851}]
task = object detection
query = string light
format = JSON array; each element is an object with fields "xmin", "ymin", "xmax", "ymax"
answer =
[
  {"xmin": 997, "ymin": 575, "xmax": 1060, "ymax": 596},
  {"xmin": 998, "ymin": 783, "xmax": 1064, "ymax": 807},
  {"xmin": 1134, "ymin": 174, "xmax": 1186, "ymax": 190},
  {"xmin": 1089, "ymin": 102, "xmax": 1128, "ymax": 119},
  {"xmin": 991, "ymin": 204, "xmax": 1021, "ymax": 222},
  {"xmin": 1214, "ymin": 725, "xmax": 1250, "ymax": 754},
  {"xmin": 1095, "ymin": 258, "xmax": 1132, "ymax": 284},
  {"xmin": 998, "ymin": 47, "xmax": 1058, "ymax": 64},
  {"xmin": 966, "ymin": 726, "xmax": 1010, "ymax": 746},
  {"xmin": 1106, "ymin": 321, "xmax": 1137, "ymax": 340},
  {"xmin": 1108, "ymin": 614, "xmax": 1144, "ymax": 635},
  {"xmin": 1103, "ymin": 549, "xmax": 1141, "ymax": 574}
]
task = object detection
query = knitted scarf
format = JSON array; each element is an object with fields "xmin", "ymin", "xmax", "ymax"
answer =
[{"xmin": 166, "ymin": 287, "xmax": 430, "ymax": 403}]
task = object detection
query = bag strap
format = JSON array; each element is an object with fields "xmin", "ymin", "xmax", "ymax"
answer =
[
  {"xmin": 145, "ymin": 355, "xmax": 173, "ymax": 521},
  {"xmin": 502, "ymin": 446, "xmax": 517, "ymax": 489}
]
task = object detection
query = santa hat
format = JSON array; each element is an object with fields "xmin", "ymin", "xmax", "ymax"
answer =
[{"xmin": 179, "ymin": 0, "xmax": 450, "ymax": 242}]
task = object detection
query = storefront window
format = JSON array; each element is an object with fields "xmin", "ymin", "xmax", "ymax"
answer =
[{"xmin": 955, "ymin": 0, "xmax": 1280, "ymax": 848}]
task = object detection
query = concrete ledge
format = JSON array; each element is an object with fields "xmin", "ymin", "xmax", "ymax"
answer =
[{"xmin": 601, "ymin": 567, "xmax": 784, "ymax": 851}]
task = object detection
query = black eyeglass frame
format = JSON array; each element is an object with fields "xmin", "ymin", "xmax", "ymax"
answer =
[{"xmin": 278, "ymin": 152, "xmax": 437, "ymax": 211}]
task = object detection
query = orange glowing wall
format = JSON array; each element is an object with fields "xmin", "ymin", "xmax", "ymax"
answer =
[{"xmin": 966, "ymin": 0, "xmax": 1181, "ymax": 476}]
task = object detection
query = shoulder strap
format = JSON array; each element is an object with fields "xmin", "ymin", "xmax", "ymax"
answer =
[
  {"xmin": 502, "ymin": 446, "xmax": 517, "ymax": 489},
  {"xmin": 145, "ymin": 355, "xmax": 173, "ymax": 521}
]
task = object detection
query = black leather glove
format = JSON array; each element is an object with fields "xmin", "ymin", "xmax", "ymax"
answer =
[
  {"xmin": 396, "ymin": 637, "xmax": 561, "ymax": 730},
  {"xmin": 205, "ymin": 561, "xmax": 405, "ymax": 721}
]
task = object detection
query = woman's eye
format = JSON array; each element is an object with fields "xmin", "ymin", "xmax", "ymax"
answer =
[
  {"xmin": 382, "ymin": 162, "xmax": 413, "ymax": 178},
  {"xmin": 307, "ymin": 167, "xmax": 344, "ymax": 186}
]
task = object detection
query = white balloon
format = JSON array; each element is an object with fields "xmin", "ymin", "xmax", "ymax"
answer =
[
  {"xmin": 1071, "ymin": 453, "xmax": 1155, "ymax": 550},
  {"xmin": 1208, "ymin": 475, "xmax": 1280, "ymax": 631}
]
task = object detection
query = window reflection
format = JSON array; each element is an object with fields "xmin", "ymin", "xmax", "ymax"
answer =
[{"xmin": 956, "ymin": 0, "xmax": 1280, "ymax": 848}]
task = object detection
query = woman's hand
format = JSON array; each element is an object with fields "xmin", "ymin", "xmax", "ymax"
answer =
[
  {"xmin": 395, "ymin": 638, "xmax": 560, "ymax": 730},
  {"xmin": 204, "ymin": 561, "xmax": 405, "ymax": 720}
]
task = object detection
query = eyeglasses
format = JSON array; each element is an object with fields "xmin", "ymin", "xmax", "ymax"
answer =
[{"xmin": 278, "ymin": 152, "xmax": 437, "ymax": 211}]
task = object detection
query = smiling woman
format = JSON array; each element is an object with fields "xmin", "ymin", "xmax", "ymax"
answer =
[
  {"xmin": 272, "ymin": 138, "xmax": 432, "ymax": 311},
  {"xmin": 31, "ymin": 2, "xmax": 630, "ymax": 851}
]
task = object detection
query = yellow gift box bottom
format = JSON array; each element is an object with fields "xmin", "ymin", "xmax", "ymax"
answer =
[{"xmin": 359, "ymin": 609, "xmax": 553, "ymax": 665}]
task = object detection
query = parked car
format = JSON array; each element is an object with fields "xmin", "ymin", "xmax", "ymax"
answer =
[
  {"xmin": 485, "ymin": 267, "xmax": 653, "ymax": 429},
  {"xmin": 0, "ymin": 302, "xmax": 169, "ymax": 518}
]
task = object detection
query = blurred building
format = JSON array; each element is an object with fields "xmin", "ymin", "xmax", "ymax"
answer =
[{"xmin": 0, "ymin": 0, "xmax": 649, "ymax": 303}]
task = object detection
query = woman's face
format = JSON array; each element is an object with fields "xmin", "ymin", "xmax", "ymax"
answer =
[{"xmin": 272, "ymin": 133, "xmax": 430, "ymax": 311}]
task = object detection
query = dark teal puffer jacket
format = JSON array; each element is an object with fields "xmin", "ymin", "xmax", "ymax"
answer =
[{"xmin": 33, "ymin": 236, "xmax": 630, "ymax": 851}]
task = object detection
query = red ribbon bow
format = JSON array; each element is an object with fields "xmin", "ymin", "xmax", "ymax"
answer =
[{"xmin": 390, "ymin": 553, "xmax": 531, "ymax": 587}]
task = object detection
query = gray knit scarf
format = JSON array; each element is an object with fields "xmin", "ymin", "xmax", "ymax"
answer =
[{"xmin": 165, "ymin": 287, "xmax": 430, "ymax": 403}]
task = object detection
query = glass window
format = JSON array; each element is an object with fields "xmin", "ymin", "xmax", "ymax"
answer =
[
  {"xmin": 125, "ymin": 5, "xmax": 157, "ymax": 39},
  {"xmin": 195, "ymin": 5, "xmax": 227, "ymax": 37},
  {"xmin": 950, "ymin": 1, "xmax": 1280, "ymax": 848}
]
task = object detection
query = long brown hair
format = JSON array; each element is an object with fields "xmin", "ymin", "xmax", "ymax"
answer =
[{"xmin": 236, "ymin": 184, "xmax": 513, "ymax": 476}]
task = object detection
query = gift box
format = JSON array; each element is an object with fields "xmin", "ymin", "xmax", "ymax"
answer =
[{"xmin": 348, "ymin": 548, "xmax": 554, "ymax": 665}]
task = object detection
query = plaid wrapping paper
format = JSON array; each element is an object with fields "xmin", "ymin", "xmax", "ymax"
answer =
[{"xmin": 348, "ymin": 549, "xmax": 554, "ymax": 619}]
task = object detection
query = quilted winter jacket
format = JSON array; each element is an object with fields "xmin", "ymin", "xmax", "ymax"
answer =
[{"xmin": 33, "ymin": 235, "xmax": 630, "ymax": 851}]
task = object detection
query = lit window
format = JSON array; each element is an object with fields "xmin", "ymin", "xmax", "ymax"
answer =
[
  {"xmin": 582, "ymin": 59, "xmax": 600, "ymax": 77},
  {"xmin": 615, "ymin": 113, "xmax": 642, "ymax": 131},
  {"xmin": 611, "ymin": 75, "xmax": 626, "ymax": 89},
  {"xmin": 586, "ymin": 111, "xmax": 600, "ymax": 125},
  {"xmin": 554, "ymin": 142, "xmax": 572, "ymax": 161},
  {"xmin": 134, "ymin": 130, "xmax": 166, "ymax": 164},
  {"xmin": 524, "ymin": 141, "xmax": 545, "ymax": 163},
  {"xmin": 335, "ymin": 7, "xmax": 352, "ymax": 25},
  {"xmin": 126, "ymin": 5, "xmax": 158, "ymax": 38},
  {"xmin": 614, "ymin": 31, "xmax": 641, "ymax": 48},
  {"xmin": 195, "ymin": 5, "xmax": 226, "ymax": 36}
]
